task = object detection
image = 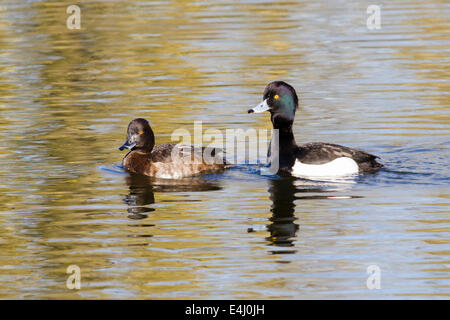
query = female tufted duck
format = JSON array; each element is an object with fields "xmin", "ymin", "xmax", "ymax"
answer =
[
  {"xmin": 248, "ymin": 81, "xmax": 383, "ymax": 178},
  {"xmin": 119, "ymin": 118, "xmax": 227, "ymax": 179}
]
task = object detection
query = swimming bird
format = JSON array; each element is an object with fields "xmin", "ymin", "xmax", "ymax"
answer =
[
  {"xmin": 119, "ymin": 118, "xmax": 227, "ymax": 179},
  {"xmin": 248, "ymin": 81, "xmax": 383, "ymax": 178}
]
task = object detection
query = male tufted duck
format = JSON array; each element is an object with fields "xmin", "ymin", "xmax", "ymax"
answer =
[
  {"xmin": 248, "ymin": 81, "xmax": 383, "ymax": 178},
  {"xmin": 119, "ymin": 118, "xmax": 228, "ymax": 179}
]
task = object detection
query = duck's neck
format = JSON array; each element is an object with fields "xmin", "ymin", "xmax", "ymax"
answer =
[
  {"xmin": 274, "ymin": 124, "xmax": 297, "ymax": 152},
  {"xmin": 128, "ymin": 145, "xmax": 154, "ymax": 156},
  {"xmin": 268, "ymin": 123, "xmax": 298, "ymax": 171}
]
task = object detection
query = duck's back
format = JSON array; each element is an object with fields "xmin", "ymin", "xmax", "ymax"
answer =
[{"xmin": 149, "ymin": 144, "xmax": 178, "ymax": 162}]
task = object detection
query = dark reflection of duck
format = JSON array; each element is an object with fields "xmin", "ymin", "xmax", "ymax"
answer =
[
  {"xmin": 123, "ymin": 172, "xmax": 222, "ymax": 219},
  {"xmin": 123, "ymin": 173, "xmax": 156, "ymax": 219},
  {"xmin": 265, "ymin": 176, "xmax": 361, "ymax": 252},
  {"xmin": 266, "ymin": 177, "xmax": 299, "ymax": 250}
]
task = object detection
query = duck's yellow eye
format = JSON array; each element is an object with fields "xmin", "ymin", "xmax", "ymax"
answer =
[
  {"xmin": 274, "ymin": 94, "xmax": 279, "ymax": 100},
  {"xmin": 138, "ymin": 130, "xmax": 144, "ymax": 135}
]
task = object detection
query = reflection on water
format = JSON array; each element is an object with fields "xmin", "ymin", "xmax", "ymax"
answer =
[
  {"xmin": 0, "ymin": 0, "xmax": 448, "ymax": 299},
  {"xmin": 124, "ymin": 174, "xmax": 156, "ymax": 219},
  {"xmin": 267, "ymin": 177, "xmax": 299, "ymax": 249},
  {"xmin": 266, "ymin": 176, "xmax": 365, "ymax": 251},
  {"xmin": 123, "ymin": 172, "xmax": 222, "ymax": 219}
]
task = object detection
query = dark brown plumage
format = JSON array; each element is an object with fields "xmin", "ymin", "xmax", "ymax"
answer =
[{"xmin": 119, "ymin": 119, "xmax": 228, "ymax": 179}]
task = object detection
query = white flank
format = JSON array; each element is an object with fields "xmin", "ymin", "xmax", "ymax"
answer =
[{"xmin": 292, "ymin": 157, "xmax": 359, "ymax": 178}]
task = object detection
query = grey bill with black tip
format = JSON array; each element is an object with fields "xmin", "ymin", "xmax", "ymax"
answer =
[{"xmin": 248, "ymin": 99, "xmax": 270, "ymax": 114}]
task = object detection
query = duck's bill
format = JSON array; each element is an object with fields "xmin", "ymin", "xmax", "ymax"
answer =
[
  {"xmin": 119, "ymin": 140, "xmax": 136, "ymax": 151},
  {"xmin": 248, "ymin": 99, "xmax": 270, "ymax": 114}
]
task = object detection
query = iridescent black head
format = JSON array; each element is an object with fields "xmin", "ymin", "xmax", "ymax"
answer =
[{"xmin": 248, "ymin": 81, "xmax": 299, "ymax": 128}]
